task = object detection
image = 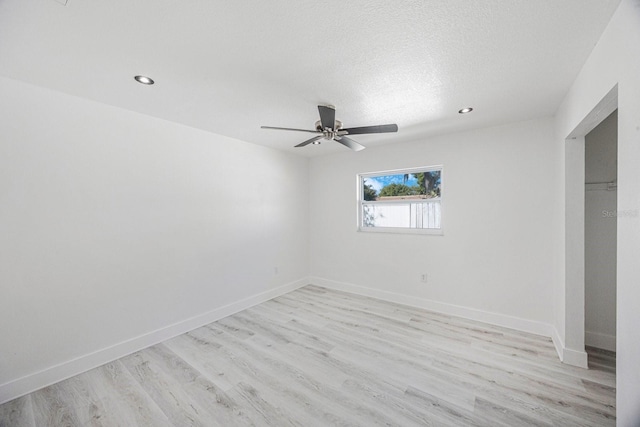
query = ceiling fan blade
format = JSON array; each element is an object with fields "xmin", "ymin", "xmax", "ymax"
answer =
[
  {"xmin": 261, "ymin": 126, "xmax": 320, "ymax": 133},
  {"xmin": 341, "ymin": 124, "xmax": 398, "ymax": 135},
  {"xmin": 318, "ymin": 105, "xmax": 336, "ymax": 130},
  {"xmin": 335, "ymin": 136, "xmax": 365, "ymax": 151},
  {"xmin": 295, "ymin": 135, "xmax": 324, "ymax": 148}
]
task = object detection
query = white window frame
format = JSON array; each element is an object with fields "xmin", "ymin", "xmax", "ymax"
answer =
[{"xmin": 357, "ymin": 165, "xmax": 443, "ymax": 235}]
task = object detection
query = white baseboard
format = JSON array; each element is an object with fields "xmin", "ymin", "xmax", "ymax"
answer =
[
  {"xmin": 585, "ymin": 330, "xmax": 616, "ymax": 352},
  {"xmin": 562, "ymin": 347, "xmax": 589, "ymax": 368},
  {"xmin": 310, "ymin": 277, "xmax": 553, "ymax": 337},
  {"xmin": 549, "ymin": 327, "xmax": 590, "ymax": 369},
  {"xmin": 0, "ymin": 278, "xmax": 309, "ymax": 405},
  {"xmin": 550, "ymin": 325, "xmax": 566, "ymax": 363}
]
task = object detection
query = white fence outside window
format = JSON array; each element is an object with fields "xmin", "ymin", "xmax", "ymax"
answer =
[{"xmin": 361, "ymin": 199, "xmax": 441, "ymax": 229}]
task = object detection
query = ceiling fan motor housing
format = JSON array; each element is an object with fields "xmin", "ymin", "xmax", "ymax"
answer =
[{"xmin": 315, "ymin": 119, "xmax": 342, "ymax": 132}]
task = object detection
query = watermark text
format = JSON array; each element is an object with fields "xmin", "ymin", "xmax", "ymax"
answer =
[{"xmin": 602, "ymin": 209, "xmax": 639, "ymax": 218}]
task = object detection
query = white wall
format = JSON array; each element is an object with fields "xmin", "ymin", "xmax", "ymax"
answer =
[
  {"xmin": 555, "ymin": 0, "xmax": 640, "ymax": 424},
  {"xmin": 0, "ymin": 76, "xmax": 310, "ymax": 402},
  {"xmin": 585, "ymin": 110, "xmax": 617, "ymax": 351},
  {"xmin": 309, "ymin": 117, "xmax": 558, "ymax": 331}
]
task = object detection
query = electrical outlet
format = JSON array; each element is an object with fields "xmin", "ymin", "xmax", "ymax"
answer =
[
  {"xmin": 274, "ymin": 266, "xmax": 279, "ymax": 275},
  {"xmin": 420, "ymin": 273, "xmax": 428, "ymax": 283}
]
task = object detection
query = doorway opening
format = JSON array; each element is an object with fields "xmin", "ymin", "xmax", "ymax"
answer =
[{"xmin": 584, "ymin": 109, "xmax": 617, "ymax": 374}]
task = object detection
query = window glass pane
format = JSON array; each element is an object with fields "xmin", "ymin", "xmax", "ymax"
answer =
[
  {"xmin": 363, "ymin": 171, "xmax": 441, "ymax": 200},
  {"xmin": 360, "ymin": 168, "xmax": 442, "ymax": 231}
]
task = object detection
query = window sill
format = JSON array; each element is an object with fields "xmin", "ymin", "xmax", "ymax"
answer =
[{"xmin": 357, "ymin": 227, "xmax": 444, "ymax": 236}]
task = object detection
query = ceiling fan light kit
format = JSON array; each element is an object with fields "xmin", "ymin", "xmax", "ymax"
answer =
[
  {"xmin": 134, "ymin": 75, "xmax": 155, "ymax": 85},
  {"xmin": 261, "ymin": 105, "xmax": 398, "ymax": 152}
]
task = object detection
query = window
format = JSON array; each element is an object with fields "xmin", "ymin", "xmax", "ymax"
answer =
[{"xmin": 358, "ymin": 166, "xmax": 442, "ymax": 234}]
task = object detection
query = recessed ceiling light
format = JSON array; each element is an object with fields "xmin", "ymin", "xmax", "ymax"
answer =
[
  {"xmin": 458, "ymin": 107, "xmax": 473, "ymax": 114},
  {"xmin": 312, "ymin": 140, "xmax": 321, "ymax": 145},
  {"xmin": 134, "ymin": 75, "xmax": 154, "ymax": 85}
]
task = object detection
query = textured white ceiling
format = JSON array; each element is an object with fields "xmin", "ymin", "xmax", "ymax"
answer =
[{"xmin": 0, "ymin": 0, "xmax": 621, "ymax": 156}]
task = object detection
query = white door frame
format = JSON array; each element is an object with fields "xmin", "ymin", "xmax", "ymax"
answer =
[{"xmin": 562, "ymin": 84, "xmax": 618, "ymax": 367}]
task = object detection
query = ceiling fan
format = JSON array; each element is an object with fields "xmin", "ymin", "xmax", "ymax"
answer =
[{"xmin": 261, "ymin": 105, "xmax": 398, "ymax": 151}]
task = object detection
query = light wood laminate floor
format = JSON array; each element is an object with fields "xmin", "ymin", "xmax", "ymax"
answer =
[{"xmin": 0, "ymin": 286, "xmax": 616, "ymax": 426}]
